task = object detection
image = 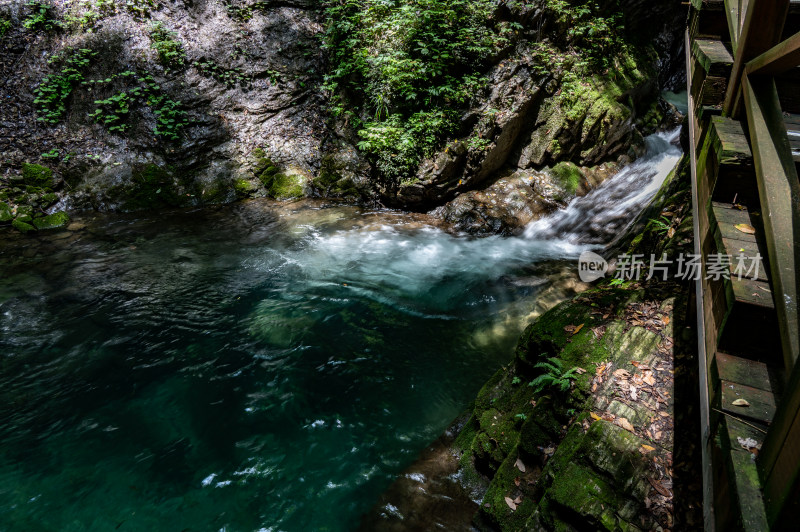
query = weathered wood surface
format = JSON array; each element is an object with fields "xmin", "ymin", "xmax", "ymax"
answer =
[
  {"xmin": 707, "ymin": 116, "xmax": 757, "ymax": 206},
  {"xmin": 716, "ymin": 351, "xmax": 775, "ymax": 391},
  {"xmin": 762, "ymin": 362, "xmax": 800, "ymax": 526},
  {"xmin": 723, "ymin": 0, "xmax": 790, "ymax": 117},
  {"xmin": 721, "ymin": 380, "xmax": 777, "ymax": 423},
  {"xmin": 747, "ymin": 30, "xmax": 800, "ymax": 76},
  {"xmin": 742, "ymin": 76, "xmax": 800, "ymax": 371}
]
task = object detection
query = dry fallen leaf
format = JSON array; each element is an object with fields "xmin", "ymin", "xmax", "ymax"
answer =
[
  {"xmin": 663, "ymin": 316, "xmax": 670, "ymax": 325},
  {"xmin": 513, "ymin": 495, "xmax": 523, "ymax": 504},
  {"xmin": 575, "ymin": 367, "xmax": 587, "ymax": 374},
  {"xmin": 590, "ymin": 412, "xmax": 601, "ymax": 421},
  {"xmin": 734, "ymin": 223, "xmax": 756, "ymax": 235},
  {"xmin": 515, "ymin": 458, "xmax": 526, "ymax": 472},
  {"xmin": 613, "ymin": 369, "xmax": 631, "ymax": 378},
  {"xmin": 504, "ymin": 497, "xmax": 517, "ymax": 511},
  {"xmin": 616, "ymin": 417, "xmax": 635, "ymax": 432},
  {"xmin": 514, "ymin": 476, "xmax": 521, "ymax": 487},
  {"xmin": 732, "ymin": 398, "xmax": 750, "ymax": 407},
  {"xmin": 643, "ymin": 373, "xmax": 656, "ymax": 386},
  {"xmin": 648, "ymin": 477, "xmax": 672, "ymax": 498},
  {"xmin": 572, "ymin": 323, "xmax": 584, "ymax": 335},
  {"xmin": 640, "ymin": 444, "xmax": 656, "ymax": 453}
]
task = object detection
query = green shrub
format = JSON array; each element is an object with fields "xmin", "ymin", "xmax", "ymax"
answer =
[
  {"xmin": 0, "ymin": 15, "xmax": 12, "ymax": 37},
  {"xmin": 323, "ymin": 0, "xmax": 510, "ymax": 183},
  {"xmin": 34, "ymin": 48, "xmax": 98, "ymax": 124},
  {"xmin": 149, "ymin": 22, "xmax": 186, "ymax": 69},
  {"xmin": 23, "ymin": 1, "xmax": 60, "ymax": 32}
]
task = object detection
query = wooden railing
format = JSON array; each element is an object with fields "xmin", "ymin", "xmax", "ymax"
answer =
[
  {"xmin": 722, "ymin": 0, "xmax": 800, "ymax": 526},
  {"xmin": 689, "ymin": 0, "xmax": 800, "ymax": 527}
]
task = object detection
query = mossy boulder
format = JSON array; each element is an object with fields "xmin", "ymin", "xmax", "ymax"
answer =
[
  {"xmin": 549, "ymin": 161, "xmax": 584, "ymax": 200},
  {"xmin": 21, "ymin": 163, "xmax": 54, "ymax": 190},
  {"xmin": 267, "ymin": 171, "xmax": 305, "ymax": 200},
  {"xmin": 0, "ymin": 201, "xmax": 12, "ymax": 222},
  {"xmin": 12, "ymin": 218, "xmax": 36, "ymax": 233},
  {"xmin": 233, "ymin": 178, "xmax": 258, "ymax": 197},
  {"xmin": 32, "ymin": 211, "xmax": 70, "ymax": 230}
]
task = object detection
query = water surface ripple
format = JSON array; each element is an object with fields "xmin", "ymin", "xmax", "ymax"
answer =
[{"xmin": 0, "ymin": 130, "xmax": 680, "ymax": 531}]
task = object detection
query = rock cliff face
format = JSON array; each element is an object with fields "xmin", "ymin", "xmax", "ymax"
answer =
[{"xmin": 0, "ymin": 0, "xmax": 684, "ymax": 233}]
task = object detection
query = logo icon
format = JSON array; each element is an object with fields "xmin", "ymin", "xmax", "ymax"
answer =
[{"xmin": 578, "ymin": 251, "xmax": 608, "ymax": 282}]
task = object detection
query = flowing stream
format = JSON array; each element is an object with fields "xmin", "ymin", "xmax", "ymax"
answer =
[{"xmin": 0, "ymin": 129, "xmax": 681, "ymax": 531}]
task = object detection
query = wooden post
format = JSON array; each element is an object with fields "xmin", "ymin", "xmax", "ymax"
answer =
[
  {"xmin": 742, "ymin": 76, "xmax": 800, "ymax": 526},
  {"xmin": 741, "ymin": 75, "xmax": 800, "ymax": 373}
]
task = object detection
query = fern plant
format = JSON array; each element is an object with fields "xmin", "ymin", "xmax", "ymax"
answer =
[{"xmin": 529, "ymin": 357, "xmax": 580, "ymax": 394}]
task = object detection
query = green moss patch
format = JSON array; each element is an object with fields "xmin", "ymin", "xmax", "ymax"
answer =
[
  {"xmin": 22, "ymin": 163, "xmax": 54, "ymax": 190},
  {"xmin": 33, "ymin": 211, "xmax": 70, "ymax": 230}
]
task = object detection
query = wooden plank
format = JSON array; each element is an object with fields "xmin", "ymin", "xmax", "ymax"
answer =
[
  {"xmin": 716, "ymin": 352, "xmax": 774, "ymax": 391},
  {"xmin": 729, "ymin": 441, "xmax": 771, "ymax": 530},
  {"xmin": 747, "ymin": 30, "xmax": 800, "ymax": 76},
  {"xmin": 723, "ymin": 0, "xmax": 790, "ymax": 118},
  {"xmin": 762, "ymin": 361, "xmax": 800, "ymax": 526},
  {"xmin": 742, "ymin": 75, "xmax": 800, "ymax": 372},
  {"xmin": 708, "ymin": 116, "xmax": 757, "ymax": 205},
  {"xmin": 694, "ymin": 39, "xmax": 736, "ymax": 76},
  {"xmin": 721, "ymin": 380, "xmax": 777, "ymax": 423},
  {"xmin": 730, "ymin": 277, "xmax": 774, "ymax": 309}
]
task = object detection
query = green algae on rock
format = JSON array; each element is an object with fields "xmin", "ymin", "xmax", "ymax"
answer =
[{"xmin": 33, "ymin": 211, "xmax": 70, "ymax": 230}]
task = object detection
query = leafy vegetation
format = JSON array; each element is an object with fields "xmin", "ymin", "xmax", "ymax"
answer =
[
  {"xmin": 0, "ymin": 14, "xmax": 11, "ymax": 37},
  {"xmin": 149, "ymin": 21, "xmax": 186, "ymax": 69},
  {"xmin": 540, "ymin": 0, "xmax": 626, "ymax": 69},
  {"xmin": 34, "ymin": 48, "xmax": 98, "ymax": 124},
  {"xmin": 64, "ymin": 0, "xmax": 116, "ymax": 30},
  {"xmin": 529, "ymin": 357, "xmax": 581, "ymax": 394},
  {"xmin": 23, "ymin": 1, "xmax": 60, "ymax": 31},
  {"xmin": 125, "ymin": 0, "xmax": 156, "ymax": 19},
  {"xmin": 192, "ymin": 59, "xmax": 251, "ymax": 88},
  {"xmin": 322, "ymin": 0, "xmax": 512, "ymax": 183}
]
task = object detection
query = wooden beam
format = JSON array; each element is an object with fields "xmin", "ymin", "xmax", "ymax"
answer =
[
  {"xmin": 742, "ymin": 75, "xmax": 800, "ymax": 373},
  {"xmin": 724, "ymin": 0, "xmax": 740, "ymax": 49},
  {"xmin": 762, "ymin": 356, "xmax": 800, "ymax": 526},
  {"xmin": 747, "ymin": 30, "xmax": 800, "ymax": 76},
  {"xmin": 743, "ymin": 76, "xmax": 800, "ymax": 525},
  {"xmin": 687, "ymin": 28, "xmax": 717, "ymax": 532},
  {"xmin": 723, "ymin": 0, "xmax": 789, "ymax": 118}
]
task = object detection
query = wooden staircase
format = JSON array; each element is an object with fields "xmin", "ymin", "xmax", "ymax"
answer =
[{"xmin": 687, "ymin": 0, "xmax": 800, "ymax": 529}]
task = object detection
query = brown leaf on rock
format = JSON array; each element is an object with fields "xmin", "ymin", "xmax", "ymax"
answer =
[
  {"xmin": 515, "ymin": 458, "xmax": 526, "ymax": 472},
  {"xmin": 513, "ymin": 495, "xmax": 523, "ymax": 505},
  {"xmin": 572, "ymin": 323, "xmax": 584, "ymax": 335},
  {"xmin": 575, "ymin": 367, "xmax": 587, "ymax": 374},
  {"xmin": 643, "ymin": 373, "xmax": 656, "ymax": 386},
  {"xmin": 613, "ymin": 369, "xmax": 631, "ymax": 378},
  {"xmin": 616, "ymin": 417, "xmax": 635, "ymax": 432},
  {"xmin": 504, "ymin": 497, "xmax": 517, "ymax": 511},
  {"xmin": 732, "ymin": 398, "xmax": 750, "ymax": 407},
  {"xmin": 514, "ymin": 477, "xmax": 521, "ymax": 487}
]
